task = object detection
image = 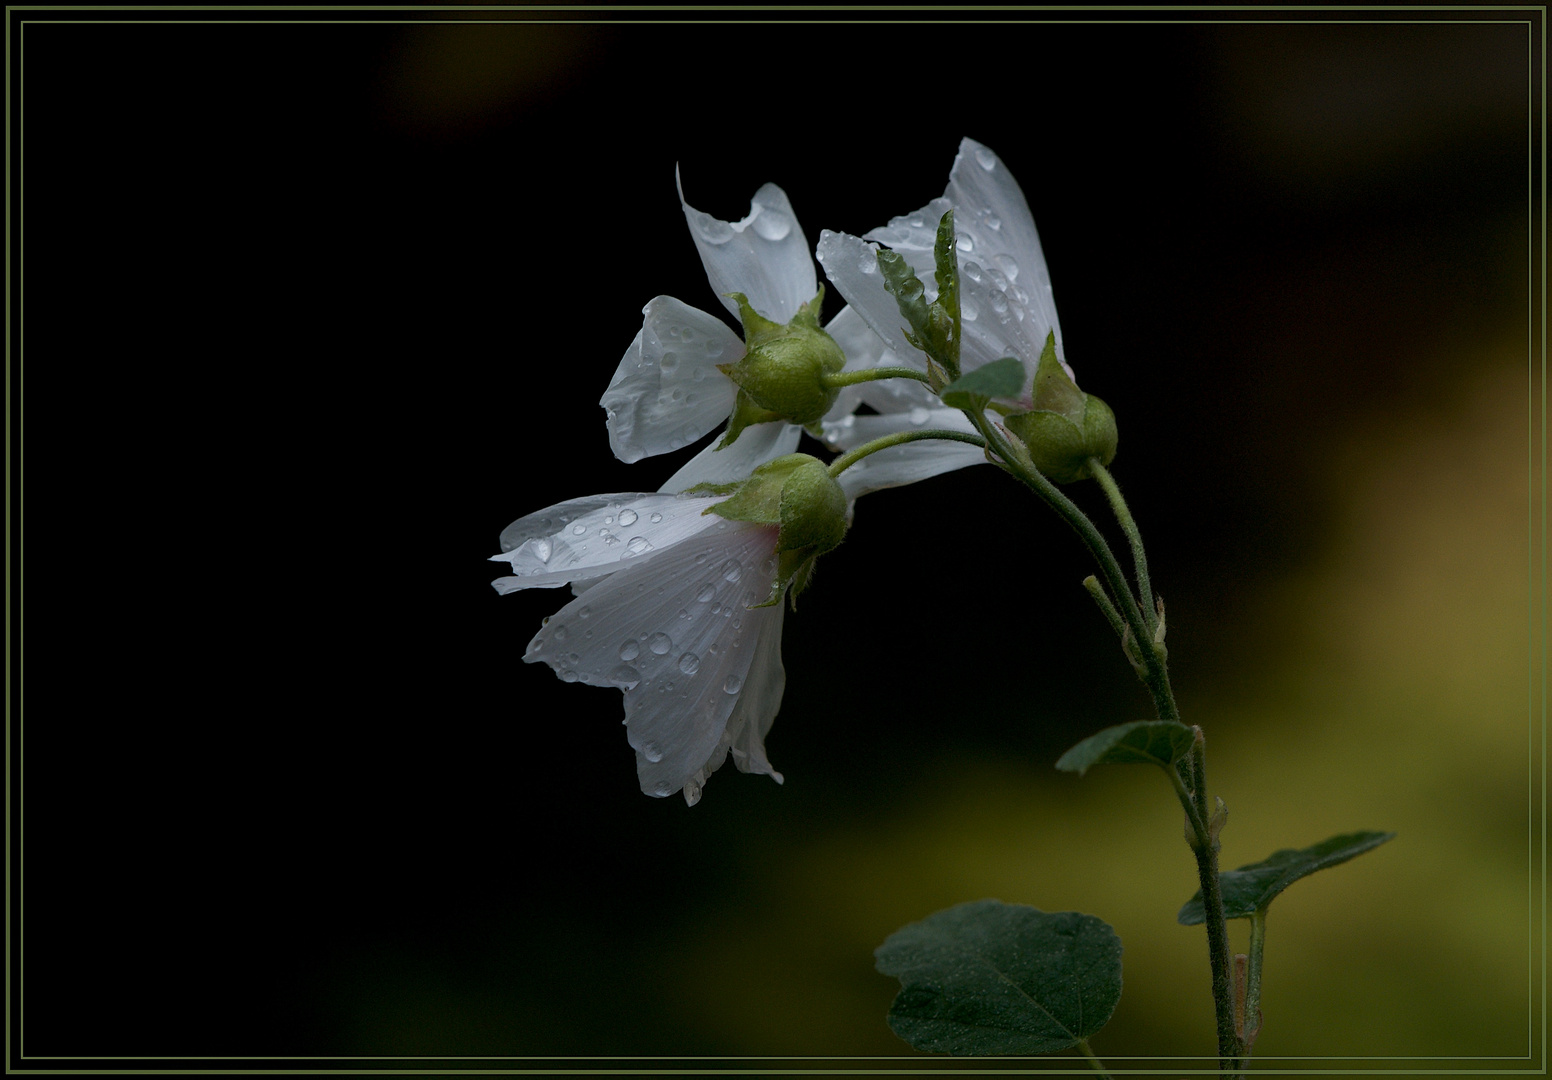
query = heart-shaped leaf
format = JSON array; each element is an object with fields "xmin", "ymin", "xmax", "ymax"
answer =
[
  {"xmin": 1055, "ymin": 721, "xmax": 1196, "ymax": 776},
  {"xmin": 1177, "ymin": 830, "xmax": 1396, "ymax": 924},
  {"xmin": 875, "ymin": 900, "xmax": 1122, "ymax": 1056}
]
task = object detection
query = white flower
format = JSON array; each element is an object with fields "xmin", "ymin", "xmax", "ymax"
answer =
[
  {"xmin": 815, "ymin": 137, "xmax": 1068, "ymax": 498},
  {"xmin": 490, "ymin": 491, "xmax": 788, "ymax": 806},
  {"xmin": 600, "ymin": 174, "xmax": 883, "ymax": 495}
]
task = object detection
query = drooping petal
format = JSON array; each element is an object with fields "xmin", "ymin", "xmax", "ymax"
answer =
[
  {"xmin": 718, "ymin": 601, "xmax": 786, "ymax": 782},
  {"xmin": 522, "ymin": 518, "xmax": 786, "ymax": 800},
  {"xmin": 680, "ymin": 172, "xmax": 816, "ymax": 325},
  {"xmin": 601, "ymin": 297, "xmax": 743, "ymax": 463},
  {"xmin": 828, "ymin": 407, "xmax": 987, "ymax": 500},
  {"xmin": 657, "ymin": 420, "xmax": 802, "ymax": 495},
  {"xmin": 490, "ymin": 492, "xmax": 726, "ymax": 592}
]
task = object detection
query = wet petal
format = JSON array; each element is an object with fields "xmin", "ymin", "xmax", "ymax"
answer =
[
  {"xmin": 601, "ymin": 297, "xmax": 742, "ymax": 463},
  {"xmin": 821, "ymin": 404, "xmax": 976, "ymax": 451},
  {"xmin": 657, "ymin": 421, "xmax": 802, "ymax": 494},
  {"xmin": 829, "ymin": 408, "xmax": 987, "ymax": 500},
  {"xmin": 815, "ymin": 229, "xmax": 919, "ymax": 364},
  {"xmin": 820, "ymin": 305, "xmax": 930, "ymax": 422},
  {"xmin": 490, "ymin": 492, "xmax": 726, "ymax": 590},
  {"xmin": 522, "ymin": 518, "xmax": 786, "ymax": 800},
  {"xmin": 680, "ymin": 172, "xmax": 817, "ymax": 325}
]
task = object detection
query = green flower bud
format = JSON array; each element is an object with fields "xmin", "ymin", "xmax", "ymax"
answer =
[
  {"xmin": 716, "ymin": 289, "xmax": 845, "ymax": 445},
  {"xmin": 704, "ymin": 453, "xmax": 848, "ymax": 608},
  {"xmin": 1003, "ymin": 331, "xmax": 1118, "ymax": 484}
]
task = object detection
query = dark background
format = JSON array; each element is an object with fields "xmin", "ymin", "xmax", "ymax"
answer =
[{"xmin": 17, "ymin": 8, "xmax": 1536, "ymax": 1066}]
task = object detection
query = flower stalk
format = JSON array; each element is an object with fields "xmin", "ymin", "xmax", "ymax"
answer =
[{"xmin": 825, "ymin": 428, "xmax": 986, "ymax": 480}]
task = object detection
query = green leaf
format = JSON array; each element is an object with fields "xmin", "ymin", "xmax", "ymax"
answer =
[
  {"xmin": 939, "ymin": 357, "xmax": 1027, "ymax": 411},
  {"xmin": 1177, "ymin": 830, "xmax": 1397, "ymax": 924},
  {"xmin": 875, "ymin": 213, "xmax": 962, "ymax": 376},
  {"xmin": 1055, "ymin": 721, "xmax": 1196, "ymax": 776},
  {"xmin": 875, "ymin": 900, "xmax": 1122, "ymax": 1056}
]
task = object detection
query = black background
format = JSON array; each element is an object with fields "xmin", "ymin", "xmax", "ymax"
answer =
[{"xmin": 16, "ymin": 7, "xmax": 1534, "ymax": 1063}]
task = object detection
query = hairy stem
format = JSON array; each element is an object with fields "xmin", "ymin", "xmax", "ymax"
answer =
[
  {"xmin": 822, "ymin": 365, "xmax": 933, "ymax": 389},
  {"xmin": 1075, "ymin": 1037, "xmax": 1112, "ymax": 1079},
  {"xmin": 1087, "ymin": 458, "xmax": 1155, "ymax": 628},
  {"xmin": 825, "ymin": 428, "xmax": 986, "ymax": 480}
]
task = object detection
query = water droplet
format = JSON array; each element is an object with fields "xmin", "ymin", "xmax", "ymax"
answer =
[
  {"xmin": 683, "ymin": 778, "xmax": 703, "ymax": 807},
  {"xmin": 604, "ymin": 515, "xmax": 615, "ymax": 526},
  {"xmin": 677, "ymin": 608, "xmax": 690, "ymax": 620},
  {"xmin": 689, "ymin": 209, "xmax": 732, "ymax": 245},
  {"xmin": 647, "ymin": 632, "xmax": 672, "ymax": 655},
  {"xmin": 909, "ymin": 406, "xmax": 931, "ymax": 425},
  {"xmin": 554, "ymin": 625, "xmax": 568, "ymax": 642},
  {"xmin": 858, "ymin": 250, "xmax": 878, "ymax": 275},
  {"xmin": 626, "ymin": 536, "xmax": 652, "ymax": 556},
  {"xmin": 752, "ymin": 207, "xmax": 792, "ymax": 241},
  {"xmin": 696, "ymin": 583, "xmax": 716, "ymax": 603},
  {"xmin": 578, "ymin": 606, "xmax": 591, "ymax": 619},
  {"xmin": 961, "ymin": 296, "xmax": 978, "ymax": 322},
  {"xmin": 571, "ymin": 524, "xmax": 586, "ymax": 536},
  {"xmin": 659, "ymin": 351, "xmax": 678, "ymax": 373},
  {"xmin": 974, "ymin": 146, "xmax": 997, "ymax": 171},
  {"xmin": 526, "ymin": 638, "xmax": 542, "ymax": 654},
  {"xmin": 652, "ymin": 780, "xmax": 672, "ymax": 797},
  {"xmin": 908, "ymin": 214, "xmax": 925, "ymax": 228},
  {"xmin": 711, "ymin": 603, "xmax": 722, "ymax": 616},
  {"xmin": 962, "ymin": 260, "xmax": 983, "ymax": 283},
  {"xmin": 723, "ymin": 674, "xmax": 743, "ymax": 695},
  {"xmin": 609, "ymin": 664, "xmax": 640, "ymax": 688},
  {"xmin": 732, "ymin": 616, "xmax": 742, "ymax": 629},
  {"xmin": 722, "ymin": 561, "xmax": 742, "ymax": 583},
  {"xmin": 617, "ymin": 509, "xmax": 638, "ymax": 527},
  {"xmin": 642, "ymin": 741, "xmax": 664, "ymax": 763},
  {"xmin": 678, "ymin": 653, "xmax": 700, "ymax": 675},
  {"xmin": 992, "ymin": 254, "xmax": 1019, "ymax": 282},
  {"xmin": 991, "ymin": 293, "xmax": 1009, "ymax": 315},
  {"xmin": 530, "ymin": 537, "xmax": 552, "ymax": 562},
  {"xmin": 649, "ymin": 512, "xmax": 663, "ymax": 524},
  {"xmin": 985, "ymin": 214, "xmax": 1001, "ymax": 231},
  {"xmin": 619, "ymin": 639, "xmax": 641, "ymax": 661},
  {"xmin": 957, "ymin": 234, "xmax": 974, "ymax": 253}
]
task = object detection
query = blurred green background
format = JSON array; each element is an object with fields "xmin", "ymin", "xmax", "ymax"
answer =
[{"xmin": 21, "ymin": 9, "xmax": 1538, "ymax": 1069}]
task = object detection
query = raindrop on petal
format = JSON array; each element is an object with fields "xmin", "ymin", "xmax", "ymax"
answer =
[
  {"xmin": 647, "ymin": 632, "xmax": 672, "ymax": 655},
  {"xmin": 723, "ymin": 674, "xmax": 743, "ymax": 695},
  {"xmin": 678, "ymin": 653, "xmax": 700, "ymax": 675},
  {"xmin": 974, "ymin": 146, "xmax": 997, "ymax": 171},
  {"xmin": 649, "ymin": 512, "xmax": 663, "ymax": 524},
  {"xmin": 609, "ymin": 664, "xmax": 640, "ymax": 688},
  {"xmin": 619, "ymin": 640, "xmax": 641, "ymax": 661},
  {"xmin": 722, "ymin": 561, "xmax": 742, "ymax": 583},
  {"xmin": 752, "ymin": 208, "xmax": 792, "ymax": 241},
  {"xmin": 626, "ymin": 536, "xmax": 652, "ymax": 556},
  {"xmin": 642, "ymin": 742, "xmax": 664, "ymax": 763},
  {"xmin": 909, "ymin": 406, "xmax": 931, "ymax": 425},
  {"xmin": 696, "ymin": 583, "xmax": 716, "ymax": 603},
  {"xmin": 617, "ymin": 509, "xmax": 638, "ymax": 527}
]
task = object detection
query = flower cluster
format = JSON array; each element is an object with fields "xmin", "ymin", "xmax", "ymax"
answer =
[{"xmin": 492, "ymin": 138, "xmax": 1093, "ymax": 805}]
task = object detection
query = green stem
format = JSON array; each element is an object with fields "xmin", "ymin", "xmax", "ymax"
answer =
[
  {"xmin": 822, "ymin": 365, "xmax": 933, "ymax": 389},
  {"xmin": 1244, "ymin": 908, "xmax": 1266, "ymax": 1049},
  {"xmin": 1081, "ymin": 575, "xmax": 1128, "ymax": 644},
  {"xmin": 825, "ymin": 428, "xmax": 985, "ymax": 480},
  {"xmin": 1075, "ymin": 1037, "xmax": 1112, "ymax": 1079},
  {"xmin": 1087, "ymin": 458, "xmax": 1155, "ymax": 628},
  {"xmin": 967, "ymin": 409, "xmax": 1179, "ymax": 721}
]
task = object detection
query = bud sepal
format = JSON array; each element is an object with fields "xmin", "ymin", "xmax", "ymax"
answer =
[
  {"xmin": 716, "ymin": 289, "xmax": 846, "ymax": 441},
  {"xmin": 1004, "ymin": 331, "xmax": 1118, "ymax": 483}
]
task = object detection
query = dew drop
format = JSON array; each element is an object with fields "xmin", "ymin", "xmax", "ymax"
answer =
[
  {"xmin": 858, "ymin": 250, "xmax": 878, "ymax": 275},
  {"xmin": 560, "ymin": 669, "xmax": 579, "ymax": 683},
  {"xmin": 647, "ymin": 632, "xmax": 672, "ymax": 655},
  {"xmin": 723, "ymin": 674, "xmax": 743, "ymax": 695},
  {"xmin": 722, "ymin": 561, "xmax": 742, "ymax": 583},
  {"xmin": 554, "ymin": 625, "xmax": 568, "ymax": 642},
  {"xmin": 678, "ymin": 653, "xmax": 701, "ymax": 675},
  {"xmin": 677, "ymin": 608, "xmax": 690, "ymax": 620},
  {"xmin": 683, "ymin": 779, "xmax": 703, "ymax": 807},
  {"xmin": 974, "ymin": 146, "xmax": 997, "ymax": 171},
  {"xmin": 659, "ymin": 351, "xmax": 679, "ymax": 373},
  {"xmin": 962, "ymin": 260, "xmax": 983, "ymax": 283},
  {"xmin": 571, "ymin": 524, "xmax": 587, "ymax": 536},
  {"xmin": 752, "ymin": 207, "xmax": 792, "ymax": 241},
  {"xmin": 609, "ymin": 664, "xmax": 640, "ymax": 688},
  {"xmin": 689, "ymin": 209, "xmax": 733, "ymax": 245},
  {"xmin": 642, "ymin": 741, "xmax": 664, "ymax": 763},
  {"xmin": 626, "ymin": 536, "xmax": 652, "ymax": 556},
  {"xmin": 604, "ymin": 515, "xmax": 615, "ymax": 526},
  {"xmin": 985, "ymin": 214, "xmax": 1001, "ymax": 231},
  {"xmin": 531, "ymin": 537, "xmax": 552, "ymax": 562},
  {"xmin": 619, "ymin": 639, "xmax": 641, "ymax": 661},
  {"xmin": 617, "ymin": 509, "xmax": 638, "ymax": 527},
  {"xmin": 578, "ymin": 606, "xmax": 591, "ymax": 619},
  {"xmin": 961, "ymin": 296, "xmax": 979, "ymax": 322},
  {"xmin": 991, "ymin": 293, "xmax": 1009, "ymax": 315},
  {"xmin": 649, "ymin": 512, "xmax": 663, "ymax": 524},
  {"xmin": 909, "ymin": 406, "xmax": 931, "ymax": 425},
  {"xmin": 652, "ymin": 780, "xmax": 672, "ymax": 797},
  {"xmin": 956, "ymin": 234, "xmax": 974, "ymax": 253},
  {"xmin": 992, "ymin": 254, "xmax": 1020, "ymax": 282},
  {"xmin": 696, "ymin": 583, "xmax": 716, "ymax": 603}
]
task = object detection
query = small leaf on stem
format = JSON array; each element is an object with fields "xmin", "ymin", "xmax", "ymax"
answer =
[
  {"xmin": 940, "ymin": 357, "xmax": 1028, "ymax": 411},
  {"xmin": 1055, "ymin": 720, "xmax": 1197, "ymax": 776},
  {"xmin": 1177, "ymin": 830, "xmax": 1396, "ymax": 924},
  {"xmin": 876, "ymin": 900, "xmax": 1122, "ymax": 1056}
]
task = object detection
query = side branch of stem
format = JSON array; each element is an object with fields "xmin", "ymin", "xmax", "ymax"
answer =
[{"xmin": 825, "ymin": 428, "xmax": 986, "ymax": 479}]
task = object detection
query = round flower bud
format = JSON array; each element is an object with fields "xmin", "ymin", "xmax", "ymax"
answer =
[
  {"xmin": 1005, "ymin": 392, "xmax": 1119, "ymax": 484},
  {"xmin": 717, "ymin": 290, "xmax": 845, "ymax": 429}
]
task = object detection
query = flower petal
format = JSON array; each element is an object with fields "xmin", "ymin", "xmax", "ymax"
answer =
[
  {"xmin": 490, "ymin": 492, "xmax": 726, "ymax": 591},
  {"xmin": 680, "ymin": 172, "xmax": 816, "ymax": 324},
  {"xmin": 601, "ymin": 297, "xmax": 743, "ymax": 463},
  {"xmin": 656, "ymin": 420, "xmax": 802, "ymax": 495},
  {"xmin": 814, "ymin": 229, "xmax": 919, "ymax": 364},
  {"xmin": 522, "ymin": 518, "xmax": 786, "ymax": 800}
]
